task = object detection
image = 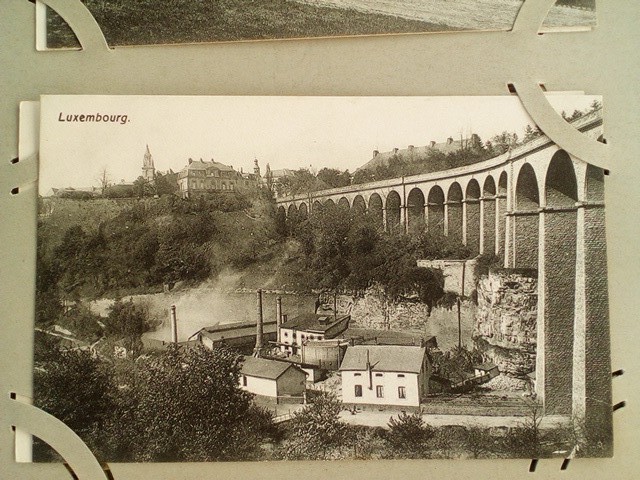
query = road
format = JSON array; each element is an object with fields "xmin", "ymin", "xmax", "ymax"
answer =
[{"xmin": 338, "ymin": 410, "xmax": 570, "ymax": 429}]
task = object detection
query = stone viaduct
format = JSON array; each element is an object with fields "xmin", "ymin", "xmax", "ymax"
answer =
[{"xmin": 276, "ymin": 109, "xmax": 611, "ymax": 444}]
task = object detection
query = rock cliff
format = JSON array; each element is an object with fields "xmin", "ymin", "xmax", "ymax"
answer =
[{"xmin": 473, "ymin": 270, "xmax": 537, "ymax": 377}]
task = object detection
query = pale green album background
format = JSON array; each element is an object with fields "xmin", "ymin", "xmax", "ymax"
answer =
[{"xmin": 0, "ymin": 1, "xmax": 638, "ymax": 479}]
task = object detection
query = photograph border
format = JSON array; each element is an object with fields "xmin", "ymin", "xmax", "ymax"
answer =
[{"xmin": 1, "ymin": 1, "xmax": 638, "ymax": 479}]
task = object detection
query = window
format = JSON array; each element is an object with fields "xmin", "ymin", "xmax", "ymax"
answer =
[
  {"xmin": 283, "ymin": 332, "xmax": 288, "ymax": 337},
  {"xmin": 397, "ymin": 374, "xmax": 405, "ymax": 378},
  {"xmin": 398, "ymin": 386, "xmax": 406, "ymax": 399},
  {"xmin": 354, "ymin": 385, "xmax": 362, "ymax": 397},
  {"xmin": 376, "ymin": 385, "xmax": 384, "ymax": 398},
  {"xmin": 375, "ymin": 373, "xmax": 383, "ymax": 377},
  {"xmin": 242, "ymin": 375, "xmax": 247, "ymax": 387},
  {"xmin": 354, "ymin": 373, "xmax": 361, "ymax": 377}
]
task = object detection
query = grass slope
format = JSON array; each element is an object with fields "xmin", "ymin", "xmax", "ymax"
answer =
[{"xmin": 47, "ymin": 0, "xmax": 454, "ymax": 48}]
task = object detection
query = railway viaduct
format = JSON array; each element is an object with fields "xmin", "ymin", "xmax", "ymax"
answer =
[{"xmin": 276, "ymin": 109, "xmax": 611, "ymax": 445}]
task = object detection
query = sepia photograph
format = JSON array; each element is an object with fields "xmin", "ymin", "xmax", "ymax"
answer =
[
  {"xmin": 42, "ymin": 0, "xmax": 596, "ymax": 48},
  {"xmin": 34, "ymin": 94, "xmax": 611, "ymax": 463}
]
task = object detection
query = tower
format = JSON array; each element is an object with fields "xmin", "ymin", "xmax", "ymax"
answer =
[
  {"xmin": 142, "ymin": 144, "xmax": 155, "ymax": 183},
  {"xmin": 253, "ymin": 158, "xmax": 261, "ymax": 177}
]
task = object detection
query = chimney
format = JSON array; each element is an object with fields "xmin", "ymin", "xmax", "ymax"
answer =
[
  {"xmin": 188, "ymin": 158, "xmax": 193, "ymax": 164},
  {"xmin": 366, "ymin": 349, "xmax": 372, "ymax": 390},
  {"xmin": 447, "ymin": 137, "xmax": 454, "ymax": 145},
  {"xmin": 170, "ymin": 305, "xmax": 178, "ymax": 344},
  {"xmin": 254, "ymin": 289, "xmax": 264, "ymax": 356},
  {"xmin": 430, "ymin": 141, "xmax": 436, "ymax": 148},
  {"xmin": 393, "ymin": 147, "xmax": 399, "ymax": 154},
  {"xmin": 276, "ymin": 296, "xmax": 282, "ymax": 344},
  {"xmin": 373, "ymin": 149, "xmax": 379, "ymax": 157}
]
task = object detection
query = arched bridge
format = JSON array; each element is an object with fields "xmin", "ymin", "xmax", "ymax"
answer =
[{"xmin": 276, "ymin": 109, "xmax": 611, "ymax": 445}]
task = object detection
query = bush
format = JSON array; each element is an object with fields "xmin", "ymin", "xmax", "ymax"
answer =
[{"xmin": 386, "ymin": 412, "xmax": 434, "ymax": 458}]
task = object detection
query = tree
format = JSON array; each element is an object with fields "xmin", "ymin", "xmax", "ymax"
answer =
[
  {"xmin": 282, "ymin": 392, "xmax": 348, "ymax": 460},
  {"xmin": 104, "ymin": 298, "xmax": 156, "ymax": 356},
  {"xmin": 386, "ymin": 411, "xmax": 434, "ymax": 458},
  {"xmin": 33, "ymin": 348, "xmax": 116, "ymax": 460},
  {"xmin": 111, "ymin": 345, "xmax": 270, "ymax": 462},
  {"xmin": 97, "ymin": 167, "xmax": 111, "ymax": 195},
  {"xmin": 316, "ymin": 167, "xmax": 351, "ymax": 189}
]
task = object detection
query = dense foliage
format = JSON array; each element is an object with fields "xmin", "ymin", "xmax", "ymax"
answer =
[
  {"xmin": 34, "ymin": 344, "xmax": 277, "ymax": 462},
  {"xmin": 281, "ymin": 201, "xmax": 470, "ymax": 307},
  {"xmin": 36, "ymin": 191, "xmax": 276, "ymax": 307},
  {"xmin": 33, "ymin": 347, "xmax": 116, "ymax": 460},
  {"xmin": 281, "ymin": 392, "xmax": 348, "ymax": 459}
]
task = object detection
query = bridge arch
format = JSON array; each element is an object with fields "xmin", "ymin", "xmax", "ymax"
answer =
[
  {"xmin": 482, "ymin": 175, "xmax": 497, "ymax": 256},
  {"xmin": 447, "ymin": 182, "xmax": 463, "ymax": 244},
  {"xmin": 338, "ymin": 197, "xmax": 350, "ymax": 211},
  {"xmin": 539, "ymin": 150, "xmax": 579, "ymax": 416},
  {"xmin": 427, "ymin": 186, "xmax": 445, "ymax": 235},
  {"xmin": 513, "ymin": 163, "xmax": 539, "ymax": 269},
  {"xmin": 287, "ymin": 204, "xmax": 299, "ymax": 235},
  {"xmin": 312, "ymin": 200, "xmax": 324, "ymax": 214},
  {"xmin": 324, "ymin": 198, "xmax": 336, "ymax": 209},
  {"xmin": 407, "ymin": 187, "xmax": 426, "ymax": 233},
  {"xmin": 385, "ymin": 190, "xmax": 402, "ymax": 233},
  {"xmin": 465, "ymin": 179, "xmax": 481, "ymax": 255},
  {"xmin": 497, "ymin": 171, "xmax": 508, "ymax": 261},
  {"xmin": 352, "ymin": 195, "xmax": 366, "ymax": 214},
  {"xmin": 368, "ymin": 193, "xmax": 384, "ymax": 228},
  {"xmin": 298, "ymin": 202, "xmax": 308, "ymax": 220}
]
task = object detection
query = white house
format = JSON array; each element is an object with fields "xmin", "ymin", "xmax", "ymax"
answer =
[
  {"xmin": 339, "ymin": 345, "xmax": 430, "ymax": 407},
  {"xmin": 239, "ymin": 356, "xmax": 307, "ymax": 402},
  {"xmin": 279, "ymin": 313, "xmax": 350, "ymax": 355}
]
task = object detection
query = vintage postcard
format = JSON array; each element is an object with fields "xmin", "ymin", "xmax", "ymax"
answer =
[
  {"xmin": 42, "ymin": 0, "xmax": 596, "ymax": 48},
  {"xmin": 34, "ymin": 94, "xmax": 611, "ymax": 462}
]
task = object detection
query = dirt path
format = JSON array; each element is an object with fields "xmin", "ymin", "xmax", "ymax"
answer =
[
  {"xmin": 339, "ymin": 410, "xmax": 569, "ymax": 429},
  {"xmin": 293, "ymin": 0, "xmax": 595, "ymax": 30}
]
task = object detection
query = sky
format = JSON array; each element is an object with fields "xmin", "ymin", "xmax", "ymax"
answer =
[{"xmin": 38, "ymin": 94, "xmax": 599, "ymax": 194}]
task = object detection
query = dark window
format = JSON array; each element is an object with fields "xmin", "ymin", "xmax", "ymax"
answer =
[
  {"xmin": 354, "ymin": 373, "xmax": 361, "ymax": 377},
  {"xmin": 283, "ymin": 332, "xmax": 288, "ymax": 337},
  {"xmin": 242, "ymin": 375, "xmax": 247, "ymax": 387},
  {"xmin": 375, "ymin": 373, "xmax": 383, "ymax": 377},
  {"xmin": 376, "ymin": 385, "xmax": 384, "ymax": 398},
  {"xmin": 398, "ymin": 386, "xmax": 406, "ymax": 399},
  {"xmin": 397, "ymin": 374, "xmax": 405, "ymax": 378},
  {"xmin": 354, "ymin": 385, "xmax": 362, "ymax": 397}
]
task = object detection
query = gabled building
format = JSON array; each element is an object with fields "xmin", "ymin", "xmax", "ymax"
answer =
[
  {"xmin": 339, "ymin": 345, "xmax": 430, "ymax": 408},
  {"xmin": 176, "ymin": 158, "xmax": 260, "ymax": 199},
  {"xmin": 239, "ymin": 356, "xmax": 307, "ymax": 402},
  {"xmin": 189, "ymin": 320, "xmax": 277, "ymax": 353},
  {"xmin": 279, "ymin": 313, "xmax": 350, "ymax": 355}
]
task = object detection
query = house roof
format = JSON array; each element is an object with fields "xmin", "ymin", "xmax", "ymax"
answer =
[
  {"xmin": 356, "ymin": 139, "xmax": 467, "ymax": 173},
  {"xmin": 241, "ymin": 356, "xmax": 305, "ymax": 380},
  {"xmin": 191, "ymin": 320, "xmax": 277, "ymax": 343},
  {"xmin": 339, "ymin": 345, "xmax": 427, "ymax": 374},
  {"xmin": 183, "ymin": 159, "xmax": 235, "ymax": 172},
  {"xmin": 282, "ymin": 314, "xmax": 350, "ymax": 334},
  {"xmin": 474, "ymin": 362, "xmax": 498, "ymax": 371}
]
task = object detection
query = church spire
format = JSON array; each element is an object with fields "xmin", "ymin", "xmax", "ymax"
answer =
[{"xmin": 142, "ymin": 145, "xmax": 155, "ymax": 183}]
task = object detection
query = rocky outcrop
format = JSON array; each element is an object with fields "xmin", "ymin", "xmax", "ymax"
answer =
[
  {"xmin": 319, "ymin": 286, "xmax": 475, "ymax": 351},
  {"xmin": 473, "ymin": 270, "xmax": 537, "ymax": 377}
]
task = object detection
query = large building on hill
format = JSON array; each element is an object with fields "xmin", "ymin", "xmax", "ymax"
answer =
[
  {"xmin": 356, "ymin": 134, "xmax": 482, "ymax": 173},
  {"xmin": 176, "ymin": 157, "xmax": 261, "ymax": 199}
]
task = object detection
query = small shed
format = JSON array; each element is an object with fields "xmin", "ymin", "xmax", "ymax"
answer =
[
  {"xmin": 240, "ymin": 356, "xmax": 307, "ymax": 402},
  {"xmin": 473, "ymin": 362, "xmax": 499, "ymax": 380}
]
